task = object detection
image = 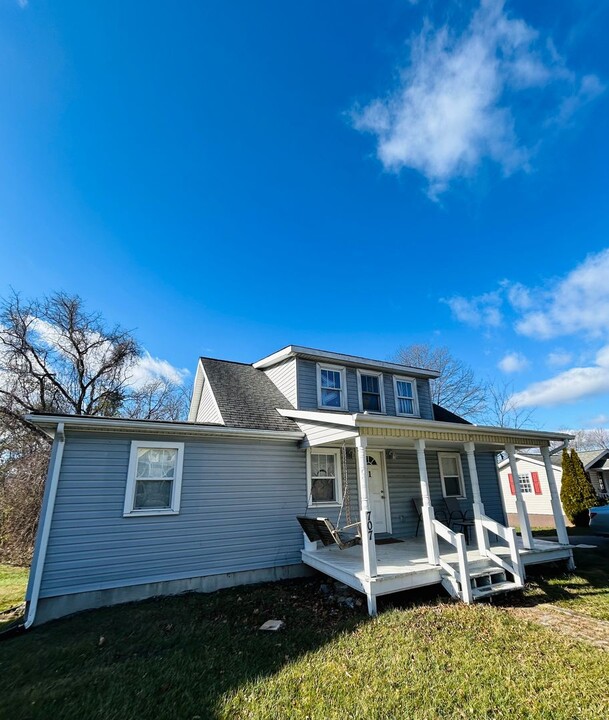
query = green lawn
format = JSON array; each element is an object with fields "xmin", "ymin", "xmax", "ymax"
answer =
[
  {"xmin": 1, "ymin": 577, "xmax": 609, "ymax": 720},
  {"xmin": 518, "ymin": 529, "xmax": 609, "ymax": 621},
  {"xmin": 0, "ymin": 564, "xmax": 28, "ymax": 613}
]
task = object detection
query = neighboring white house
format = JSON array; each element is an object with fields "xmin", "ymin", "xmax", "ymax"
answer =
[{"xmin": 498, "ymin": 449, "xmax": 609, "ymax": 527}]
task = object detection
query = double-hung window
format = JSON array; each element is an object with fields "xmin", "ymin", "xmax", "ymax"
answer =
[
  {"xmin": 308, "ymin": 449, "xmax": 342, "ymax": 506},
  {"xmin": 438, "ymin": 452, "xmax": 466, "ymax": 498},
  {"xmin": 393, "ymin": 376, "xmax": 419, "ymax": 416},
  {"xmin": 124, "ymin": 441, "xmax": 185, "ymax": 516},
  {"xmin": 317, "ymin": 364, "xmax": 346, "ymax": 410},
  {"xmin": 358, "ymin": 370, "xmax": 385, "ymax": 413}
]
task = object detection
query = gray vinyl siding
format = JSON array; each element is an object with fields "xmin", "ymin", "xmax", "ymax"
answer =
[
  {"xmin": 297, "ymin": 358, "xmax": 434, "ymax": 419},
  {"xmin": 40, "ymin": 431, "xmax": 307, "ymax": 598},
  {"xmin": 263, "ymin": 358, "xmax": 297, "ymax": 408},
  {"xmin": 196, "ymin": 381, "xmax": 223, "ymax": 424},
  {"xmin": 386, "ymin": 450, "xmax": 505, "ymax": 539},
  {"xmin": 416, "ymin": 379, "xmax": 433, "ymax": 420}
]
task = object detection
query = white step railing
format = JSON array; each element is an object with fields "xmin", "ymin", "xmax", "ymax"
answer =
[
  {"xmin": 477, "ymin": 514, "xmax": 524, "ymax": 587},
  {"xmin": 432, "ymin": 519, "xmax": 473, "ymax": 604}
]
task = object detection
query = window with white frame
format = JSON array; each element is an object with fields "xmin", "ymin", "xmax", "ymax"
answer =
[
  {"xmin": 358, "ymin": 370, "xmax": 385, "ymax": 413},
  {"xmin": 124, "ymin": 441, "xmax": 185, "ymax": 516},
  {"xmin": 438, "ymin": 452, "xmax": 466, "ymax": 498},
  {"xmin": 518, "ymin": 473, "xmax": 533, "ymax": 494},
  {"xmin": 393, "ymin": 376, "xmax": 418, "ymax": 416},
  {"xmin": 317, "ymin": 364, "xmax": 346, "ymax": 410},
  {"xmin": 308, "ymin": 449, "xmax": 342, "ymax": 505}
]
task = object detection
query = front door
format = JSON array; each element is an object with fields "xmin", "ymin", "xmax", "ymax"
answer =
[{"xmin": 366, "ymin": 451, "xmax": 390, "ymax": 534}]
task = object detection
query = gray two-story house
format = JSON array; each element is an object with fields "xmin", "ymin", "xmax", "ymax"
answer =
[{"xmin": 25, "ymin": 345, "xmax": 573, "ymax": 626}]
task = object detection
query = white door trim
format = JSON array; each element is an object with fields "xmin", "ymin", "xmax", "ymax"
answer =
[{"xmin": 367, "ymin": 450, "xmax": 392, "ymax": 535}]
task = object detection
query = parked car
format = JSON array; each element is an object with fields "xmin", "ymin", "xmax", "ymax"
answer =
[{"xmin": 589, "ymin": 505, "xmax": 609, "ymax": 533}]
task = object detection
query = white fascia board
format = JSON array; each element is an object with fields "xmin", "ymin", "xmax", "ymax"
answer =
[
  {"xmin": 254, "ymin": 345, "xmax": 441, "ymax": 378},
  {"xmin": 276, "ymin": 408, "xmax": 358, "ymax": 427},
  {"xmin": 352, "ymin": 413, "xmax": 573, "ymax": 442},
  {"xmin": 583, "ymin": 450, "xmax": 609, "ymax": 470},
  {"xmin": 278, "ymin": 408, "xmax": 572, "ymax": 443},
  {"xmin": 25, "ymin": 414, "xmax": 304, "ymax": 441}
]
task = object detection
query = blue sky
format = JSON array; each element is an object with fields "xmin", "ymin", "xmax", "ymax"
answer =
[{"xmin": 1, "ymin": 0, "xmax": 608, "ymax": 430}]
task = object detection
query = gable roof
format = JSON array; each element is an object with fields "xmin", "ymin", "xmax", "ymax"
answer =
[{"xmin": 199, "ymin": 358, "xmax": 298, "ymax": 432}]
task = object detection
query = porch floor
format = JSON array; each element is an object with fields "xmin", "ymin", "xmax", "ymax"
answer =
[{"xmin": 301, "ymin": 535, "xmax": 573, "ymax": 598}]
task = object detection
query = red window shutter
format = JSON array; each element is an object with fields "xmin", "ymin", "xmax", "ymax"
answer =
[
  {"xmin": 508, "ymin": 473, "xmax": 516, "ymax": 495},
  {"xmin": 532, "ymin": 471, "xmax": 542, "ymax": 495}
]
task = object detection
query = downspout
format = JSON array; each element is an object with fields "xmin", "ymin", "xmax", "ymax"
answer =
[{"xmin": 24, "ymin": 422, "xmax": 66, "ymax": 630}]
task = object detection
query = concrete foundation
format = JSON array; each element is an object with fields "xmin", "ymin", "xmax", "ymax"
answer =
[{"xmin": 32, "ymin": 563, "xmax": 312, "ymax": 626}]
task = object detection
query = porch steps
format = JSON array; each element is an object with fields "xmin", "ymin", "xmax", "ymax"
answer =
[{"xmin": 441, "ymin": 562, "xmax": 523, "ymax": 603}]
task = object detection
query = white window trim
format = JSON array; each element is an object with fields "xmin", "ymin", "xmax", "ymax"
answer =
[
  {"xmin": 438, "ymin": 452, "xmax": 466, "ymax": 499},
  {"xmin": 124, "ymin": 440, "xmax": 185, "ymax": 517},
  {"xmin": 307, "ymin": 448, "xmax": 343, "ymax": 508},
  {"xmin": 393, "ymin": 375, "xmax": 420, "ymax": 417},
  {"xmin": 316, "ymin": 363, "xmax": 347, "ymax": 411},
  {"xmin": 357, "ymin": 369, "xmax": 386, "ymax": 414}
]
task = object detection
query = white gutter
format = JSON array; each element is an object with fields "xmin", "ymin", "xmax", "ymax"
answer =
[
  {"xmin": 24, "ymin": 422, "xmax": 66, "ymax": 629},
  {"xmin": 26, "ymin": 414, "xmax": 304, "ymax": 441}
]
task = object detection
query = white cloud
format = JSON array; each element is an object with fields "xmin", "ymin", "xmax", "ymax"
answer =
[
  {"xmin": 129, "ymin": 352, "xmax": 189, "ymax": 389},
  {"xmin": 546, "ymin": 351, "xmax": 573, "ymax": 368},
  {"xmin": 511, "ymin": 344, "xmax": 609, "ymax": 407},
  {"xmin": 444, "ymin": 292, "xmax": 502, "ymax": 328},
  {"xmin": 498, "ymin": 352, "xmax": 528, "ymax": 373},
  {"xmin": 516, "ymin": 248, "xmax": 609, "ymax": 339},
  {"xmin": 17, "ymin": 0, "xmax": 28, "ymax": 7},
  {"xmin": 587, "ymin": 414, "xmax": 609, "ymax": 426},
  {"xmin": 505, "ymin": 281, "xmax": 532, "ymax": 311},
  {"xmin": 352, "ymin": 0, "xmax": 602, "ymax": 196}
]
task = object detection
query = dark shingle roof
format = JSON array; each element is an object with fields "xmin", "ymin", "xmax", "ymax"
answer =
[
  {"xmin": 432, "ymin": 404, "xmax": 471, "ymax": 425},
  {"xmin": 200, "ymin": 358, "xmax": 298, "ymax": 432}
]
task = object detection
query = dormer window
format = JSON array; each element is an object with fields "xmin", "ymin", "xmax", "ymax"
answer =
[
  {"xmin": 393, "ymin": 376, "xmax": 419, "ymax": 416},
  {"xmin": 317, "ymin": 364, "xmax": 346, "ymax": 410},
  {"xmin": 357, "ymin": 370, "xmax": 385, "ymax": 413}
]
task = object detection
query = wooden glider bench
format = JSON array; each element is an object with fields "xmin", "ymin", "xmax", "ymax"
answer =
[{"xmin": 296, "ymin": 516, "xmax": 361, "ymax": 550}]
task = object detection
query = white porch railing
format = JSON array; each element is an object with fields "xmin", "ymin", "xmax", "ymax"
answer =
[
  {"xmin": 477, "ymin": 514, "xmax": 525, "ymax": 587},
  {"xmin": 432, "ymin": 519, "xmax": 473, "ymax": 604}
]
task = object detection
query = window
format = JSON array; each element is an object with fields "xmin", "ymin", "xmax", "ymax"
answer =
[
  {"xmin": 317, "ymin": 364, "xmax": 347, "ymax": 410},
  {"xmin": 124, "ymin": 441, "xmax": 184, "ymax": 516},
  {"xmin": 358, "ymin": 370, "xmax": 385, "ymax": 413},
  {"xmin": 438, "ymin": 452, "xmax": 466, "ymax": 498},
  {"xmin": 308, "ymin": 449, "xmax": 342, "ymax": 506},
  {"xmin": 393, "ymin": 376, "xmax": 419, "ymax": 416},
  {"xmin": 518, "ymin": 473, "xmax": 533, "ymax": 494}
]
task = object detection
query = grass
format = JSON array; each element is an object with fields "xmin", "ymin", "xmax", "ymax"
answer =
[
  {"xmin": 515, "ymin": 528, "xmax": 609, "ymax": 621},
  {"xmin": 0, "ymin": 564, "xmax": 28, "ymax": 613},
  {"xmin": 2, "ymin": 578, "xmax": 609, "ymax": 720}
]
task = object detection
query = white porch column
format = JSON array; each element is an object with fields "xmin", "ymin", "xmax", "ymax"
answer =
[
  {"xmin": 541, "ymin": 446, "xmax": 571, "ymax": 551},
  {"xmin": 355, "ymin": 435, "xmax": 378, "ymax": 615},
  {"xmin": 414, "ymin": 439, "xmax": 440, "ymax": 565},
  {"xmin": 506, "ymin": 444, "xmax": 534, "ymax": 550},
  {"xmin": 464, "ymin": 441, "xmax": 489, "ymax": 556}
]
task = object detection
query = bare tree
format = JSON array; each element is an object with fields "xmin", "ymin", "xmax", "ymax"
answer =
[
  {"xmin": 481, "ymin": 379, "xmax": 537, "ymax": 429},
  {"xmin": 394, "ymin": 344, "xmax": 487, "ymax": 420},
  {"xmin": 567, "ymin": 428, "xmax": 609, "ymax": 451},
  {"xmin": 0, "ymin": 290, "xmax": 189, "ymax": 563},
  {"xmin": 123, "ymin": 379, "xmax": 190, "ymax": 421}
]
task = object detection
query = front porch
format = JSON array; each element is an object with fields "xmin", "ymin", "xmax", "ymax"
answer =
[
  {"xmin": 302, "ymin": 534, "xmax": 574, "ymax": 600},
  {"xmin": 282, "ymin": 407, "xmax": 575, "ymax": 615}
]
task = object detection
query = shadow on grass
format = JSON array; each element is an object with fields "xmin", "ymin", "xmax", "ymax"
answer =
[{"xmin": 0, "ymin": 577, "xmax": 373, "ymax": 720}]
